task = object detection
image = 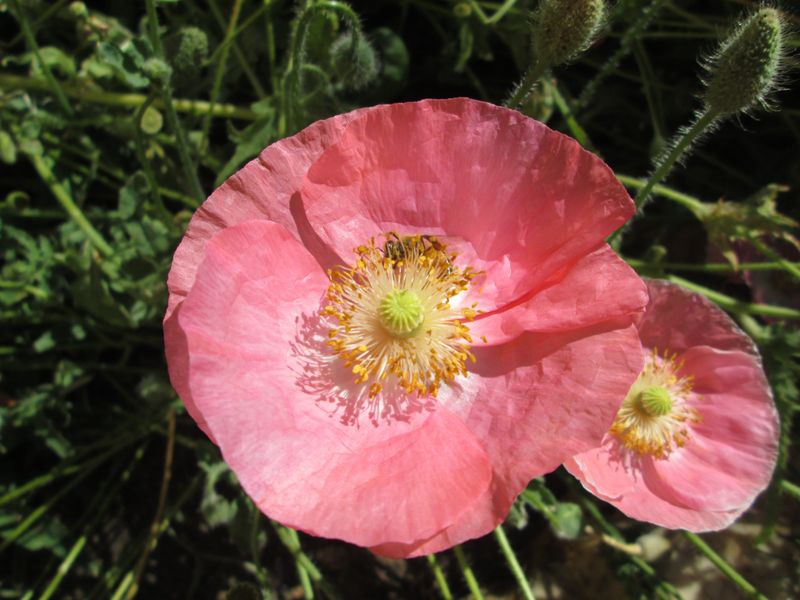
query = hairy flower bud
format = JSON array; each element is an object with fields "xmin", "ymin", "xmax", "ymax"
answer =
[
  {"xmin": 704, "ymin": 8, "xmax": 784, "ymax": 117},
  {"xmin": 165, "ymin": 26, "xmax": 208, "ymax": 88},
  {"xmin": 143, "ymin": 58, "xmax": 172, "ymax": 84},
  {"xmin": 330, "ymin": 32, "xmax": 379, "ymax": 91},
  {"xmin": 533, "ymin": 0, "xmax": 606, "ymax": 68}
]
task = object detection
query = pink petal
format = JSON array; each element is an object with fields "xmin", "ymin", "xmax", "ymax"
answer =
[
  {"xmin": 177, "ymin": 220, "xmax": 493, "ymax": 548},
  {"xmin": 637, "ymin": 280, "xmax": 756, "ymax": 354},
  {"xmin": 165, "ymin": 106, "xmax": 372, "ymax": 321},
  {"xmin": 648, "ymin": 346, "xmax": 778, "ymax": 512},
  {"xmin": 566, "ymin": 281, "xmax": 779, "ymax": 531},
  {"xmin": 373, "ymin": 320, "xmax": 644, "ymax": 557},
  {"xmin": 470, "ymin": 245, "xmax": 648, "ymax": 344},
  {"xmin": 164, "ymin": 108, "xmax": 371, "ymax": 438},
  {"xmin": 567, "ymin": 447, "xmax": 743, "ymax": 531},
  {"xmin": 300, "ymin": 98, "xmax": 635, "ymax": 313}
]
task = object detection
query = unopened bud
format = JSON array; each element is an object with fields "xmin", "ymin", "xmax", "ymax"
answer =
[
  {"xmin": 68, "ymin": 2, "xmax": 88, "ymax": 18},
  {"xmin": 330, "ymin": 32, "xmax": 379, "ymax": 91},
  {"xmin": 166, "ymin": 26, "xmax": 209, "ymax": 86},
  {"xmin": 143, "ymin": 58, "xmax": 172, "ymax": 84},
  {"xmin": 704, "ymin": 8, "xmax": 784, "ymax": 117},
  {"xmin": 533, "ymin": 0, "xmax": 606, "ymax": 68}
]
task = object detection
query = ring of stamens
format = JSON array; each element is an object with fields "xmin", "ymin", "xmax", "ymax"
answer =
[
  {"xmin": 610, "ymin": 349, "xmax": 701, "ymax": 459},
  {"xmin": 324, "ymin": 234, "xmax": 479, "ymax": 398}
]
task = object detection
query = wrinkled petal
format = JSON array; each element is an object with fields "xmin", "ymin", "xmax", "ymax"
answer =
[
  {"xmin": 567, "ymin": 449, "xmax": 743, "ymax": 531},
  {"xmin": 165, "ymin": 108, "xmax": 371, "ymax": 438},
  {"xmin": 374, "ymin": 320, "xmax": 643, "ymax": 557},
  {"xmin": 177, "ymin": 220, "xmax": 493, "ymax": 547},
  {"xmin": 301, "ymin": 99, "xmax": 635, "ymax": 313},
  {"xmin": 565, "ymin": 280, "xmax": 778, "ymax": 531},
  {"xmin": 166, "ymin": 106, "xmax": 372, "ymax": 320},
  {"xmin": 637, "ymin": 280, "xmax": 756, "ymax": 354},
  {"xmin": 649, "ymin": 346, "xmax": 778, "ymax": 512},
  {"xmin": 470, "ymin": 245, "xmax": 648, "ymax": 344}
]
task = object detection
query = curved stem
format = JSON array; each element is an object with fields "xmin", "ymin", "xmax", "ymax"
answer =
[
  {"xmin": 144, "ymin": 0, "xmax": 205, "ymax": 202},
  {"xmin": 626, "ymin": 258, "xmax": 799, "ymax": 273},
  {"xmin": 494, "ymin": 526, "xmax": 535, "ymax": 600},
  {"xmin": 426, "ymin": 554, "xmax": 453, "ymax": 600},
  {"xmin": 26, "ymin": 151, "xmax": 114, "ymax": 258},
  {"xmin": 453, "ymin": 545, "xmax": 484, "ymax": 600},
  {"xmin": 505, "ymin": 60, "xmax": 547, "ymax": 110},
  {"xmin": 781, "ymin": 480, "xmax": 800, "ymax": 500},
  {"xmin": 635, "ymin": 108, "xmax": 719, "ymax": 210},
  {"xmin": 684, "ymin": 532, "xmax": 768, "ymax": 600},
  {"xmin": 666, "ymin": 274, "xmax": 800, "ymax": 319},
  {"xmin": 202, "ymin": 0, "xmax": 244, "ymax": 145},
  {"xmin": 747, "ymin": 235, "xmax": 800, "ymax": 281},
  {"xmin": 11, "ymin": 0, "xmax": 72, "ymax": 115},
  {"xmin": 617, "ymin": 173, "xmax": 708, "ymax": 215}
]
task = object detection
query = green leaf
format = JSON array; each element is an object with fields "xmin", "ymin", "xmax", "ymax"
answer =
[
  {"xmin": 118, "ymin": 171, "xmax": 149, "ymax": 219},
  {"xmin": 216, "ymin": 111, "xmax": 276, "ymax": 187},
  {"xmin": 0, "ymin": 131, "xmax": 17, "ymax": 165},
  {"xmin": 96, "ymin": 41, "xmax": 150, "ymax": 88}
]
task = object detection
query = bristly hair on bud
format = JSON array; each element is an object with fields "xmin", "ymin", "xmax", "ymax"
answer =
[
  {"xmin": 330, "ymin": 31, "xmax": 379, "ymax": 92},
  {"xmin": 703, "ymin": 6, "xmax": 787, "ymax": 117},
  {"xmin": 532, "ymin": 0, "xmax": 607, "ymax": 69},
  {"xmin": 506, "ymin": 0, "xmax": 606, "ymax": 109}
]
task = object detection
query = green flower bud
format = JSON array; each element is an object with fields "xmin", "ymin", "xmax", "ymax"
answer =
[
  {"xmin": 453, "ymin": 3, "xmax": 472, "ymax": 18},
  {"xmin": 143, "ymin": 57, "xmax": 172, "ymax": 84},
  {"xmin": 704, "ymin": 8, "xmax": 784, "ymax": 117},
  {"xmin": 330, "ymin": 32, "xmax": 379, "ymax": 91},
  {"xmin": 68, "ymin": 2, "xmax": 88, "ymax": 19},
  {"xmin": 165, "ymin": 26, "xmax": 209, "ymax": 87},
  {"xmin": 533, "ymin": 0, "xmax": 606, "ymax": 68}
]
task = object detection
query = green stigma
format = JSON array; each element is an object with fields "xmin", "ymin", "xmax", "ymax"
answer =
[
  {"xmin": 379, "ymin": 289, "xmax": 424, "ymax": 338},
  {"xmin": 637, "ymin": 386, "xmax": 673, "ymax": 417}
]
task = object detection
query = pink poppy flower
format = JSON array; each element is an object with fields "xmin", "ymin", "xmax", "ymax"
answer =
[
  {"xmin": 566, "ymin": 279, "xmax": 779, "ymax": 531},
  {"xmin": 164, "ymin": 98, "xmax": 648, "ymax": 557}
]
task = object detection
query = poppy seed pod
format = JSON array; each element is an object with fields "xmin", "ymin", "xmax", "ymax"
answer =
[
  {"xmin": 704, "ymin": 8, "xmax": 784, "ymax": 117},
  {"xmin": 533, "ymin": 0, "xmax": 606, "ymax": 68}
]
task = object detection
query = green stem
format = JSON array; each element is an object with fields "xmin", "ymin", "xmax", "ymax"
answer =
[
  {"xmin": 0, "ymin": 73, "xmax": 257, "ymax": 120},
  {"xmin": 37, "ymin": 445, "xmax": 148, "ymax": 600},
  {"xmin": 576, "ymin": 0, "xmax": 667, "ymax": 110},
  {"xmin": 505, "ymin": 60, "xmax": 547, "ymax": 110},
  {"xmin": 626, "ymin": 258, "xmax": 797, "ymax": 273},
  {"xmin": 548, "ymin": 80, "xmax": 593, "ymax": 149},
  {"xmin": 684, "ymin": 532, "xmax": 768, "ymax": 600},
  {"xmin": 747, "ymin": 235, "xmax": 800, "ymax": 281},
  {"xmin": 202, "ymin": 0, "xmax": 244, "ymax": 145},
  {"xmin": 263, "ymin": 0, "xmax": 279, "ymax": 93},
  {"xmin": 26, "ymin": 151, "xmax": 114, "ymax": 258},
  {"xmin": 617, "ymin": 173, "xmax": 708, "ymax": 214},
  {"xmin": 11, "ymin": 0, "xmax": 73, "ymax": 114},
  {"xmin": 426, "ymin": 554, "xmax": 453, "ymax": 600},
  {"xmin": 666, "ymin": 274, "xmax": 800, "ymax": 319},
  {"xmin": 494, "ymin": 526, "xmax": 535, "ymax": 600},
  {"xmin": 144, "ymin": 0, "xmax": 205, "ymax": 203},
  {"xmin": 634, "ymin": 108, "xmax": 719, "ymax": 210},
  {"xmin": 207, "ymin": 0, "xmax": 268, "ymax": 97},
  {"xmin": 452, "ymin": 545, "xmax": 484, "ymax": 600},
  {"xmin": 465, "ymin": 0, "xmax": 520, "ymax": 25},
  {"xmin": 781, "ymin": 479, "xmax": 800, "ymax": 500},
  {"xmin": 579, "ymin": 497, "xmax": 679, "ymax": 599}
]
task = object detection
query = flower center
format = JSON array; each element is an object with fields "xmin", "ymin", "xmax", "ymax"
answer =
[
  {"xmin": 379, "ymin": 289, "xmax": 424, "ymax": 337},
  {"xmin": 636, "ymin": 385, "xmax": 673, "ymax": 417},
  {"xmin": 610, "ymin": 350, "xmax": 700, "ymax": 459},
  {"xmin": 324, "ymin": 234, "xmax": 479, "ymax": 398}
]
